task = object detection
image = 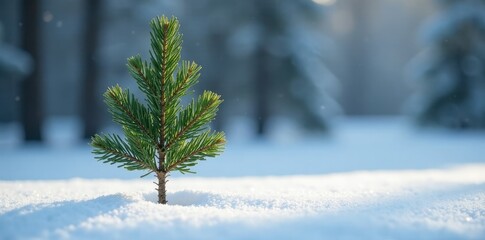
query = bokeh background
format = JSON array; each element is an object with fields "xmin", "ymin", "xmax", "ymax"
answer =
[{"xmin": 0, "ymin": 0, "xmax": 484, "ymax": 178}]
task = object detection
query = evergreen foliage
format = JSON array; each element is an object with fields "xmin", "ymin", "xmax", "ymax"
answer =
[
  {"xmin": 410, "ymin": 0, "xmax": 485, "ymax": 129},
  {"xmin": 91, "ymin": 16, "xmax": 225, "ymax": 204}
]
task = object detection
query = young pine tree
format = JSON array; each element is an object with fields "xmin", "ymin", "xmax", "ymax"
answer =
[{"xmin": 91, "ymin": 16, "xmax": 225, "ymax": 204}]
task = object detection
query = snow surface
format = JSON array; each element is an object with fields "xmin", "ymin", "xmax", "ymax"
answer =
[
  {"xmin": 1, "ymin": 117, "xmax": 485, "ymax": 239},
  {"xmin": 1, "ymin": 166, "xmax": 485, "ymax": 239}
]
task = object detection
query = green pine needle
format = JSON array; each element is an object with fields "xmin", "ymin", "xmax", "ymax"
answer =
[{"xmin": 90, "ymin": 16, "xmax": 225, "ymax": 178}]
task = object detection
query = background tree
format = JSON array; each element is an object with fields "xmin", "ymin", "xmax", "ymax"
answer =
[
  {"xmin": 81, "ymin": 0, "xmax": 102, "ymax": 139},
  {"xmin": 409, "ymin": 0, "xmax": 485, "ymax": 129},
  {"xmin": 20, "ymin": 0, "xmax": 43, "ymax": 141},
  {"xmin": 0, "ymin": 18, "xmax": 33, "ymax": 125},
  {"xmin": 180, "ymin": 0, "xmax": 339, "ymax": 136},
  {"xmin": 91, "ymin": 16, "xmax": 225, "ymax": 204}
]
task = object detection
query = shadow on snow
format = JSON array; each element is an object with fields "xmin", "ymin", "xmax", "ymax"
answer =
[{"xmin": 0, "ymin": 194, "xmax": 133, "ymax": 239}]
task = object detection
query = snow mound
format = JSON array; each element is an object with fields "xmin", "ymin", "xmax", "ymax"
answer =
[{"xmin": 1, "ymin": 165, "xmax": 485, "ymax": 239}]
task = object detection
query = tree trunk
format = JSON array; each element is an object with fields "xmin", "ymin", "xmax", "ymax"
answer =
[
  {"xmin": 255, "ymin": 46, "xmax": 269, "ymax": 136},
  {"xmin": 157, "ymin": 172, "xmax": 167, "ymax": 204},
  {"xmin": 81, "ymin": 0, "xmax": 101, "ymax": 139},
  {"xmin": 254, "ymin": 0, "xmax": 272, "ymax": 136},
  {"xmin": 21, "ymin": 0, "xmax": 43, "ymax": 142},
  {"xmin": 208, "ymin": 33, "xmax": 225, "ymax": 132},
  {"xmin": 344, "ymin": 0, "xmax": 369, "ymax": 115}
]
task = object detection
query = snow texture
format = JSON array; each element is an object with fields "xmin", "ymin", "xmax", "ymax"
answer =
[
  {"xmin": 1, "ymin": 118, "xmax": 484, "ymax": 239},
  {"xmin": 1, "ymin": 166, "xmax": 484, "ymax": 239}
]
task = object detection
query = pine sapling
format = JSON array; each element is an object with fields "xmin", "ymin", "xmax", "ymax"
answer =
[{"xmin": 90, "ymin": 16, "xmax": 226, "ymax": 204}]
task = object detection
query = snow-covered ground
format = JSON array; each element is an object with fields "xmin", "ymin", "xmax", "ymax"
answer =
[
  {"xmin": 1, "ymin": 118, "xmax": 484, "ymax": 239},
  {"xmin": 1, "ymin": 166, "xmax": 485, "ymax": 239}
]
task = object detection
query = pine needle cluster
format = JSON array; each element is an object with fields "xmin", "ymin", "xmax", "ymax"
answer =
[{"xmin": 91, "ymin": 16, "xmax": 225, "ymax": 204}]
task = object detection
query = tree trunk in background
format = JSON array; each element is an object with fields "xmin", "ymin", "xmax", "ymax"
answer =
[
  {"xmin": 82, "ymin": 0, "xmax": 101, "ymax": 139},
  {"xmin": 208, "ymin": 33, "xmax": 225, "ymax": 132},
  {"xmin": 344, "ymin": 0, "xmax": 369, "ymax": 115},
  {"xmin": 255, "ymin": 46, "xmax": 270, "ymax": 136},
  {"xmin": 254, "ymin": 1, "xmax": 271, "ymax": 136},
  {"xmin": 21, "ymin": 0, "xmax": 43, "ymax": 141}
]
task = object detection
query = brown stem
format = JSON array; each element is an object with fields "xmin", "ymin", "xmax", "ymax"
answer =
[
  {"xmin": 157, "ymin": 171, "xmax": 167, "ymax": 204},
  {"xmin": 159, "ymin": 23, "xmax": 169, "ymax": 150}
]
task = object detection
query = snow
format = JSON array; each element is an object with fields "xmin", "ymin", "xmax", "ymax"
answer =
[
  {"xmin": 1, "ymin": 117, "xmax": 485, "ymax": 239},
  {"xmin": 1, "ymin": 166, "xmax": 484, "ymax": 239}
]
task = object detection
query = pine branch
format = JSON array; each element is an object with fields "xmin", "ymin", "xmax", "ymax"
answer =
[
  {"xmin": 166, "ymin": 131, "xmax": 225, "ymax": 173},
  {"xmin": 165, "ymin": 91, "xmax": 222, "ymax": 150},
  {"xmin": 104, "ymin": 86, "xmax": 159, "ymax": 149},
  {"xmin": 123, "ymin": 126, "xmax": 156, "ymax": 170},
  {"xmin": 127, "ymin": 56, "xmax": 159, "ymax": 112},
  {"xmin": 164, "ymin": 61, "xmax": 201, "ymax": 148},
  {"xmin": 91, "ymin": 134, "xmax": 156, "ymax": 172},
  {"xmin": 166, "ymin": 61, "xmax": 201, "ymax": 106},
  {"xmin": 149, "ymin": 16, "xmax": 181, "ymax": 83},
  {"xmin": 148, "ymin": 17, "xmax": 182, "ymax": 133}
]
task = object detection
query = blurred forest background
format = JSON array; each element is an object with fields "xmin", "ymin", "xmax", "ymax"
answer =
[{"xmin": 0, "ymin": 0, "xmax": 484, "ymax": 144}]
